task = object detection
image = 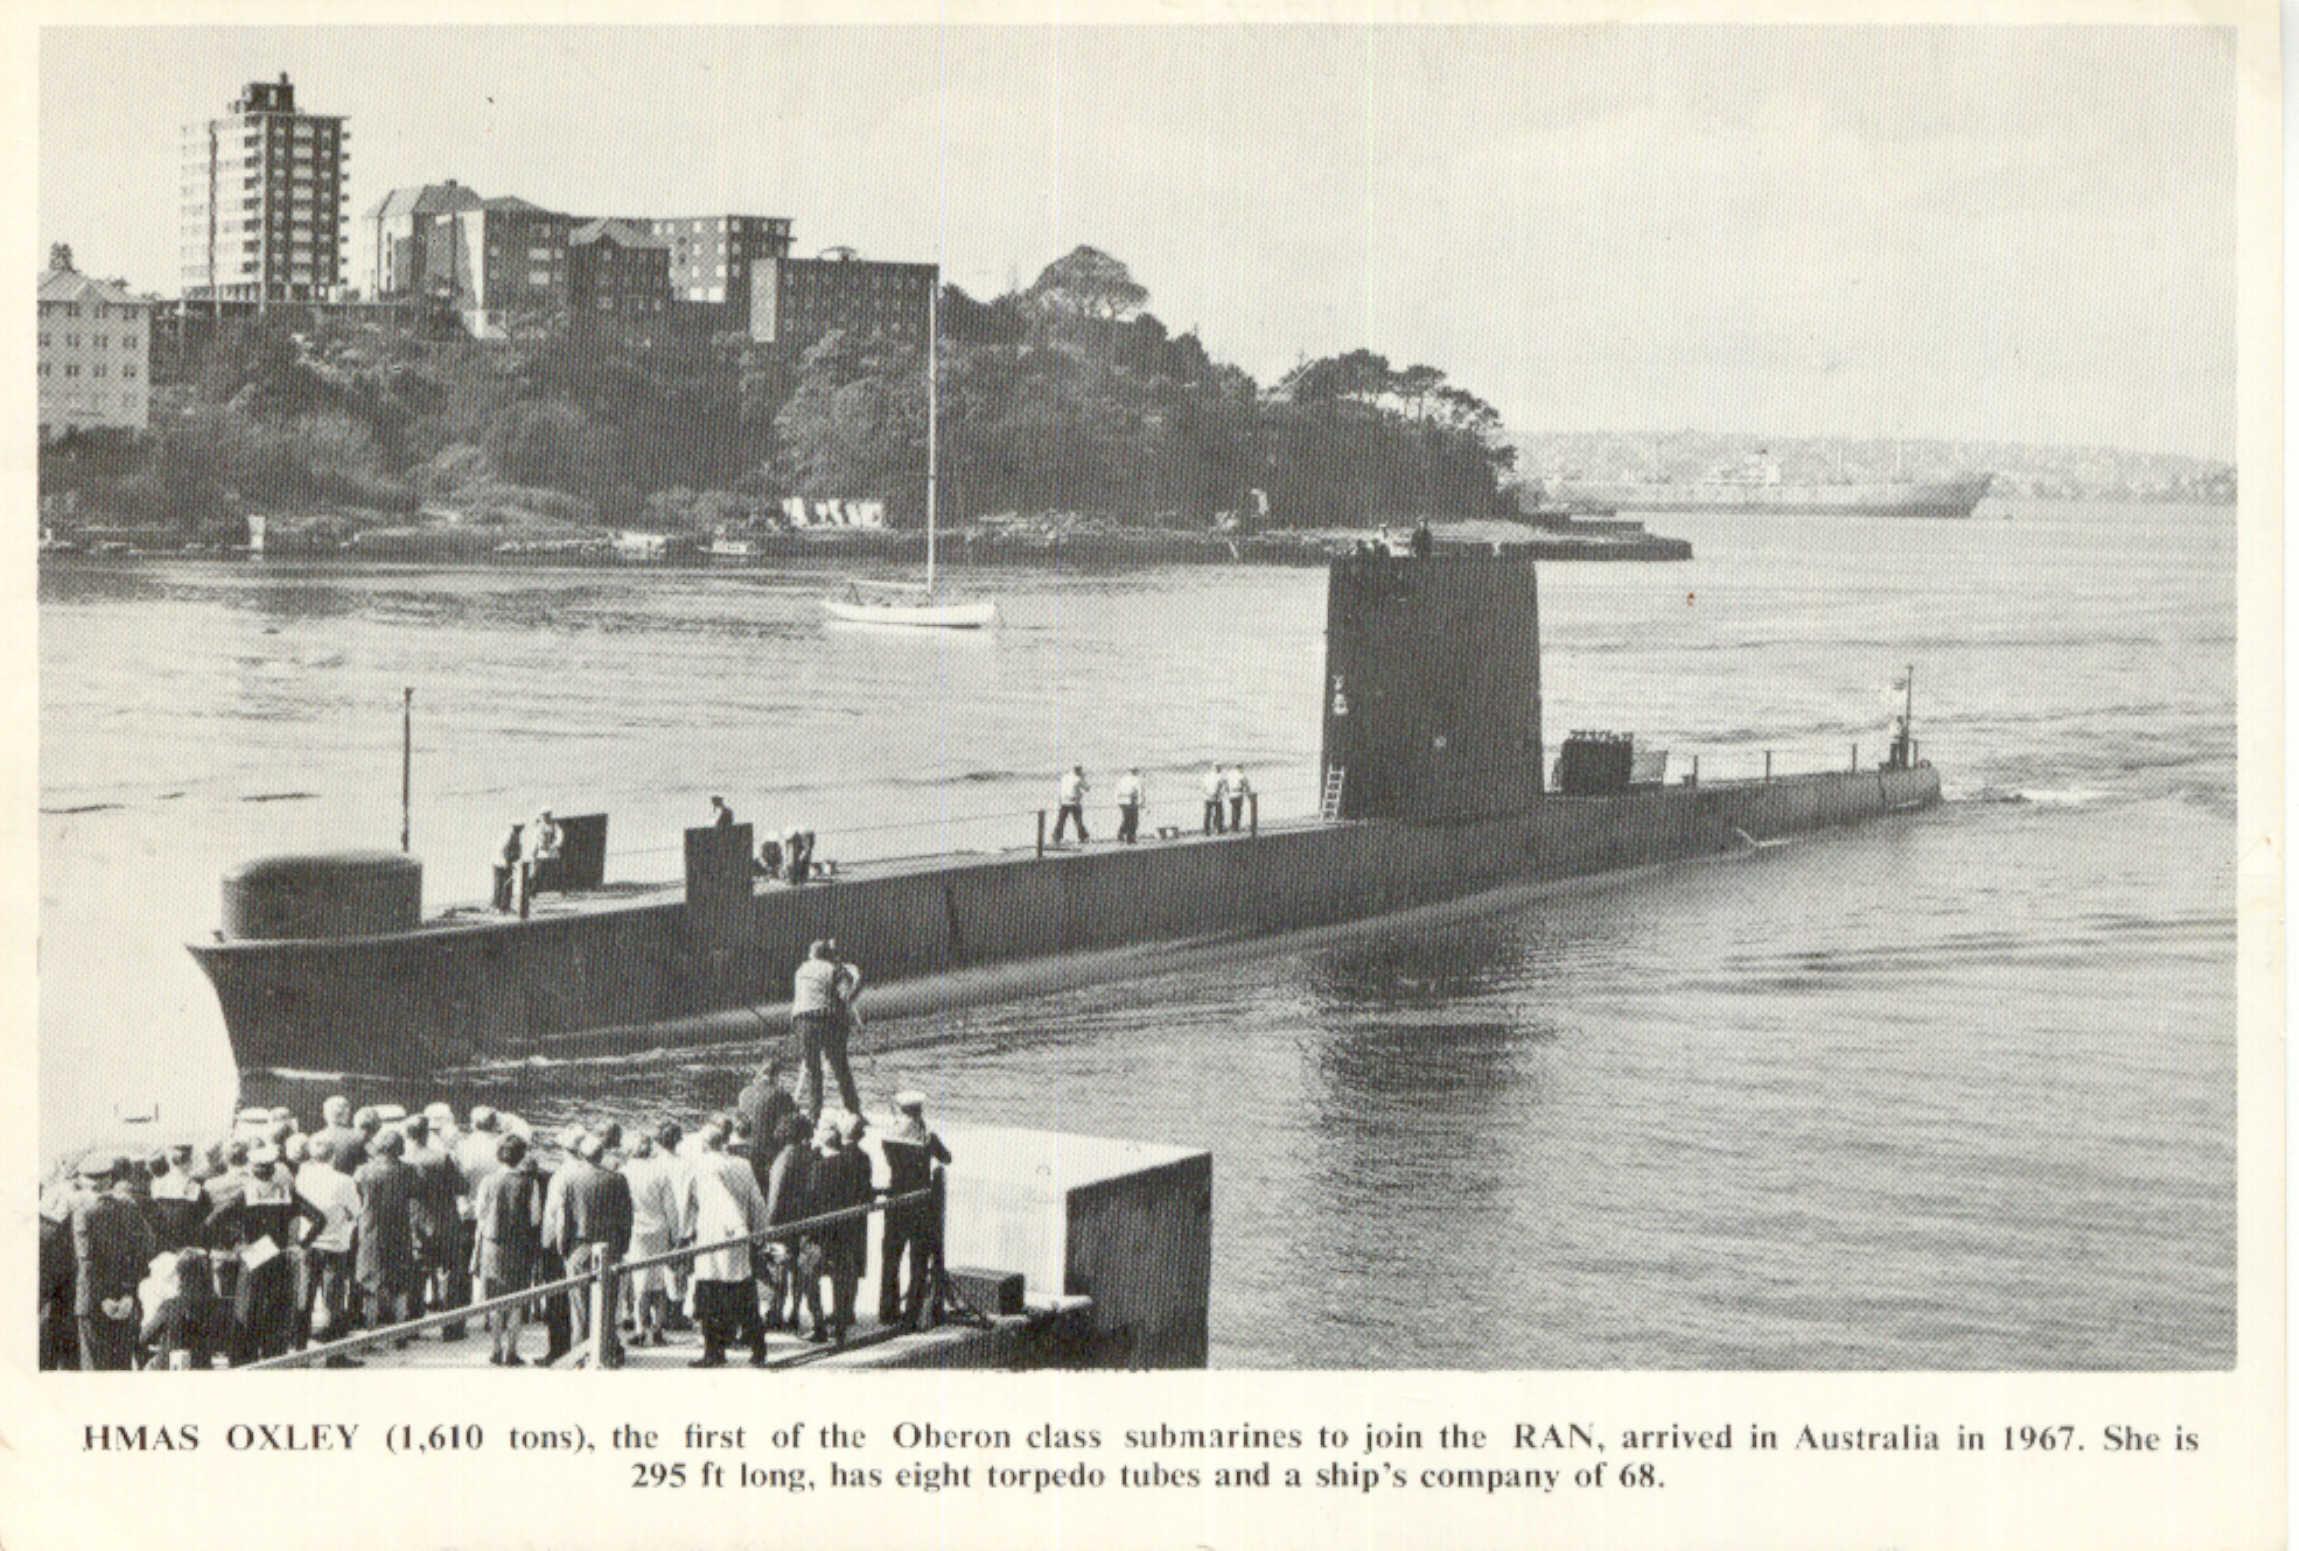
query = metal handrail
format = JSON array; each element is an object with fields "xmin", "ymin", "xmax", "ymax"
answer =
[{"xmin": 246, "ymin": 1180, "xmax": 938, "ymax": 1370}]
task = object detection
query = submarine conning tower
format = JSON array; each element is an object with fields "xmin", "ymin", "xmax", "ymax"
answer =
[{"xmin": 1318, "ymin": 553, "xmax": 1544, "ymax": 823}]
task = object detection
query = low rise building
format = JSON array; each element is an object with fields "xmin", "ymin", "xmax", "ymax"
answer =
[
  {"xmin": 569, "ymin": 219, "xmax": 671, "ymax": 331},
  {"xmin": 428, "ymin": 195, "xmax": 574, "ymax": 337},
  {"xmin": 38, "ymin": 249, "xmax": 151, "ymax": 441},
  {"xmin": 648, "ymin": 213, "xmax": 794, "ymax": 308},
  {"xmin": 747, "ymin": 251, "xmax": 936, "ymax": 356},
  {"xmin": 360, "ymin": 180, "xmax": 481, "ymax": 299}
]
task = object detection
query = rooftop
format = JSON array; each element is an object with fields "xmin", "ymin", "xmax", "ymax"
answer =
[
  {"xmin": 570, "ymin": 218, "xmax": 668, "ymax": 250},
  {"xmin": 364, "ymin": 181, "xmax": 485, "ymax": 222},
  {"xmin": 38, "ymin": 268, "xmax": 145, "ymax": 308}
]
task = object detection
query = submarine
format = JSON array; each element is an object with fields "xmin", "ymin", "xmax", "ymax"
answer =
[{"xmin": 189, "ymin": 553, "xmax": 1942, "ymax": 1079}]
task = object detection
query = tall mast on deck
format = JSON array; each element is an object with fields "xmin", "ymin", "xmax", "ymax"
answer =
[{"xmin": 926, "ymin": 281, "xmax": 938, "ymax": 596}]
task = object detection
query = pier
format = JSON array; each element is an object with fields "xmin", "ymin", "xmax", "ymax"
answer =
[{"xmin": 245, "ymin": 1123, "xmax": 1211, "ymax": 1373}]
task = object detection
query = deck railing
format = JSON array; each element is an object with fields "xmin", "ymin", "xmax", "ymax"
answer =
[{"xmin": 246, "ymin": 1176, "xmax": 943, "ymax": 1371}]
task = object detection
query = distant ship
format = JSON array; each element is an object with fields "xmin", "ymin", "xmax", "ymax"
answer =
[{"xmin": 1553, "ymin": 451, "xmax": 1993, "ymax": 518}]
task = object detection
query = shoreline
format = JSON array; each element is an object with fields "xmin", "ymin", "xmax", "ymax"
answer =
[{"xmin": 41, "ymin": 518, "xmax": 1694, "ymax": 569}]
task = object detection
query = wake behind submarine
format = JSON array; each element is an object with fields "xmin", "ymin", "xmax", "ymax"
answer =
[{"xmin": 189, "ymin": 553, "xmax": 1942, "ymax": 1078}]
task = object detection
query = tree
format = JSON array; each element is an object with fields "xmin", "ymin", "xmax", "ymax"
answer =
[
  {"xmin": 773, "ymin": 330, "xmax": 929, "ymax": 520},
  {"xmin": 1024, "ymin": 246, "xmax": 1150, "ymax": 325}
]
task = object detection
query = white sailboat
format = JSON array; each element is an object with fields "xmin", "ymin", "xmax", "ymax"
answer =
[{"xmin": 822, "ymin": 286, "xmax": 998, "ymax": 630}]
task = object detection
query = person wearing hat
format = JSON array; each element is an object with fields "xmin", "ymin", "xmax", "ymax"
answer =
[
  {"xmin": 530, "ymin": 809, "xmax": 562, "ymax": 863},
  {"xmin": 810, "ymin": 1115, "xmax": 873, "ymax": 1347},
  {"xmin": 878, "ymin": 1092, "xmax": 954, "ymax": 1331},
  {"xmin": 758, "ymin": 1113, "xmax": 818, "ymax": 1334},
  {"xmin": 789, "ymin": 939, "xmax": 865, "ymax": 1121},
  {"xmin": 202, "ymin": 1139, "xmax": 322, "ymax": 1364},
  {"xmin": 72, "ymin": 1154, "xmax": 157, "ymax": 1369},
  {"xmin": 146, "ymin": 1143, "xmax": 208, "ymax": 1254},
  {"xmin": 679, "ymin": 1120, "xmax": 772, "ymax": 1367},
  {"xmin": 353, "ymin": 1128, "xmax": 420, "ymax": 1342}
]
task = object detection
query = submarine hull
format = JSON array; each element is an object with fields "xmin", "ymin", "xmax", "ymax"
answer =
[{"xmin": 189, "ymin": 764, "xmax": 1941, "ymax": 1079}]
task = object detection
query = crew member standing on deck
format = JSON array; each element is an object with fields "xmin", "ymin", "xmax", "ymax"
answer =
[
  {"xmin": 790, "ymin": 940, "xmax": 864, "ymax": 1119},
  {"xmin": 1227, "ymin": 764, "xmax": 1253, "ymax": 832},
  {"xmin": 1115, "ymin": 767, "xmax": 1145, "ymax": 844},
  {"xmin": 710, "ymin": 795, "xmax": 735, "ymax": 829},
  {"xmin": 1052, "ymin": 765, "xmax": 1090, "ymax": 844},
  {"xmin": 1202, "ymin": 763, "xmax": 1229, "ymax": 834},
  {"xmin": 494, "ymin": 823, "xmax": 525, "ymax": 912}
]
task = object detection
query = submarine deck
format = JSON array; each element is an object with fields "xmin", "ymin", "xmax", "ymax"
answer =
[
  {"xmin": 208, "ymin": 769, "xmax": 1902, "ymax": 952},
  {"xmin": 415, "ymin": 774, "xmax": 1818, "ymax": 939},
  {"xmin": 419, "ymin": 811, "xmax": 1356, "ymax": 937}
]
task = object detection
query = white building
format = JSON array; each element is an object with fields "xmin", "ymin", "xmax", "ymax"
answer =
[
  {"xmin": 38, "ymin": 253, "xmax": 150, "ymax": 441},
  {"xmin": 181, "ymin": 73, "xmax": 349, "ymax": 304}
]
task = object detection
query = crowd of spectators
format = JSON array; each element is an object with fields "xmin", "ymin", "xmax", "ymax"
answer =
[{"xmin": 37, "ymin": 1065, "xmax": 951, "ymax": 1372}]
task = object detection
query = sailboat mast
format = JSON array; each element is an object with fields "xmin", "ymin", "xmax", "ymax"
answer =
[{"xmin": 925, "ymin": 282, "xmax": 938, "ymax": 596}]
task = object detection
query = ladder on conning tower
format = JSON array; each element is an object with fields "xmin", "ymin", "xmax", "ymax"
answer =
[{"xmin": 1320, "ymin": 765, "xmax": 1347, "ymax": 821}]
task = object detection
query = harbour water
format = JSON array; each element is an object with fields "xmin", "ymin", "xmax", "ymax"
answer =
[{"xmin": 39, "ymin": 499, "xmax": 2236, "ymax": 1368}]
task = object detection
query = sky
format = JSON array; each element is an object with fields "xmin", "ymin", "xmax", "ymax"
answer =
[{"xmin": 40, "ymin": 26, "xmax": 2237, "ymax": 458}]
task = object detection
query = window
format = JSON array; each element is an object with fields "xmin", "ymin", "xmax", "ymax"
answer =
[
  {"xmin": 65, "ymin": 335, "xmax": 78, "ymax": 347},
  {"xmin": 93, "ymin": 365, "xmax": 106, "ymax": 378},
  {"xmin": 38, "ymin": 334, "xmax": 47, "ymax": 347},
  {"xmin": 123, "ymin": 365, "xmax": 137, "ymax": 380},
  {"xmin": 64, "ymin": 364, "xmax": 77, "ymax": 377}
]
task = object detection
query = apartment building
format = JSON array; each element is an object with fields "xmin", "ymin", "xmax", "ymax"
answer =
[
  {"xmin": 427, "ymin": 196, "xmax": 575, "ymax": 336},
  {"xmin": 360, "ymin": 180, "xmax": 482, "ymax": 299},
  {"xmin": 39, "ymin": 251, "xmax": 150, "ymax": 441},
  {"xmin": 181, "ymin": 74, "xmax": 350, "ymax": 304},
  {"xmin": 747, "ymin": 252, "xmax": 937, "ymax": 355},
  {"xmin": 569, "ymin": 219, "xmax": 672, "ymax": 328},
  {"xmin": 648, "ymin": 214, "xmax": 794, "ymax": 308}
]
